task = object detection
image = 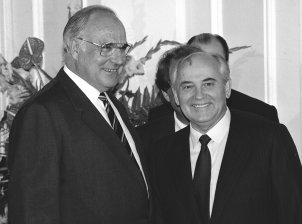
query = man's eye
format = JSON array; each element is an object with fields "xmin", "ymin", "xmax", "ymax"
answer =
[
  {"xmin": 102, "ymin": 44, "xmax": 114, "ymax": 52},
  {"xmin": 203, "ymin": 82, "xmax": 214, "ymax": 88},
  {"xmin": 120, "ymin": 44, "xmax": 129, "ymax": 50},
  {"xmin": 182, "ymin": 85, "xmax": 193, "ymax": 90}
]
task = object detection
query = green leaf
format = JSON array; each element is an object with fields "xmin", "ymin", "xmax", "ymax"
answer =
[
  {"xmin": 229, "ymin": 45, "xmax": 251, "ymax": 54},
  {"xmin": 142, "ymin": 87, "xmax": 150, "ymax": 108},
  {"xmin": 150, "ymin": 85, "xmax": 157, "ymax": 106},
  {"xmin": 131, "ymin": 88, "xmax": 141, "ymax": 112}
]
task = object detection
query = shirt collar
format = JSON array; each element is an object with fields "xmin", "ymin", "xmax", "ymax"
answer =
[
  {"xmin": 174, "ymin": 112, "xmax": 188, "ymax": 131},
  {"xmin": 190, "ymin": 107, "xmax": 231, "ymax": 147},
  {"xmin": 64, "ymin": 65, "xmax": 100, "ymax": 102}
]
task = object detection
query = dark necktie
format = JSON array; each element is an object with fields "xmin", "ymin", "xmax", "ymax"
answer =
[
  {"xmin": 98, "ymin": 92, "xmax": 132, "ymax": 156},
  {"xmin": 193, "ymin": 134, "xmax": 212, "ymax": 224}
]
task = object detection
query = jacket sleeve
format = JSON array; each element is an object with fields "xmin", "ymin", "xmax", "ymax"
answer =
[
  {"xmin": 271, "ymin": 124, "xmax": 302, "ymax": 224},
  {"xmin": 8, "ymin": 103, "xmax": 61, "ymax": 224}
]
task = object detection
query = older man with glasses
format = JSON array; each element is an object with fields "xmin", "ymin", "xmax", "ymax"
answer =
[{"xmin": 8, "ymin": 5, "xmax": 152, "ymax": 224}]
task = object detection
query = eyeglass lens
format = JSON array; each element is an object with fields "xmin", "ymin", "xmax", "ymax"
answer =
[{"xmin": 100, "ymin": 43, "xmax": 131, "ymax": 56}]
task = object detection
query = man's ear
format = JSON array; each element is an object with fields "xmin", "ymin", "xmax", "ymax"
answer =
[
  {"xmin": 172, "ymin": 88, "xmax": 180, "ymax": 106},
  {"xmin": 225, "ymin": 78, "xmax": 232, "ymax": 99},
  {"xmin": 69, "ymin": 39, "xmax": 80, "ymax": 60},
  {"xmin": 161, "ymin": 90, "xmax": 170, "ymax": 102}
]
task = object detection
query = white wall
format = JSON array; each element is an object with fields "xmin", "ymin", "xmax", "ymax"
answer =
[{"xmin": 0, "ymin": 0, "xmax": 301, "ymax": 158}]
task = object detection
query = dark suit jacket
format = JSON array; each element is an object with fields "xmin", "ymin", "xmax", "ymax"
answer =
[
  {"xmin": 8, "ymin": 68, "xmax": 152, "ymax": 224},
  {"xmin": 228, "ymin": 89, "xmax": 279, "ymax": 122},
  {"xmin": 148, "ymin": 89, "xmax": 279, "ymax": 122},
  {"xmin": 137, "ymin": 114, "xmax": 175, "ymax": 156},
  {"xmin": 148, "ymin": 103, "xmax": 174, "ymax": 121},
  {"xmin": 150, "ymin": 110, "xmax": 302, "ymax": 224}
]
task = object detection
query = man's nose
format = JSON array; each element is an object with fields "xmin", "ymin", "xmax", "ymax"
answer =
[{"xmin": 195, "ymin": 87, "xmax": 205, "ymax": 99}]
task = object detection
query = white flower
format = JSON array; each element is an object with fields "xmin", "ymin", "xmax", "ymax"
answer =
[
  {"xmin": 124, "ymin": 56, "xmax": 145, "ymax": 77},
  {"xmin": 118, "ymin": 56, "xmax": 145, "ymax": 85}
]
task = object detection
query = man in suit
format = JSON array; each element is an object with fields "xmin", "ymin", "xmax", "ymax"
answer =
[
  {"xmin": 147, "ymin": 33, "xmax": 279, "ymax": 123},
  {"xmin": 8, "ymin": 5, "xmax": 151, "ymax": 224},
  {"xmin": 150, "ymin": 52, "xmax": 302, "ymax": 224}
]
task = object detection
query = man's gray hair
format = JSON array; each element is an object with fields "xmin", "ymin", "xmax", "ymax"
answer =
[{"xmin": 63, "ymin": 5, "xmax": 116, "ymax": 53}]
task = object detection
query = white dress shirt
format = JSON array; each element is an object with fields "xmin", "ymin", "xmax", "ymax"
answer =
[
  {"xmin": 63, "ymin": 66, "xmax": 148, "ymax": 194},
  {"xmin": 189, "ymin": 108, "xmax": 231, "ymax": 216}
]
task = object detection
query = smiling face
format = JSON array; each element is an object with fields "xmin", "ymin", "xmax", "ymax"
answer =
[
  {"xmin": 73, "ymin": 13, "xmax": 127, "ymax": 92},
  {"xmin": 173, "ymin": 53, "xmax": 231, "ymax": 133}
]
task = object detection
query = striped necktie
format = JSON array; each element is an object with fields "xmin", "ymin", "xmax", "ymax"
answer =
[{"xmin": 98, "ymin": 92, "xmax": 132, "ymax": 156}]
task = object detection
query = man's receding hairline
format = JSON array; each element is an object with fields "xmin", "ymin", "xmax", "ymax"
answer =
[
  {"xmin": 77, "ymin": 12, "xmax": 125, "ymax": 43},
  {"xmin": 175, "ymin": 52, "xmax": 230, "ymax": 84}
]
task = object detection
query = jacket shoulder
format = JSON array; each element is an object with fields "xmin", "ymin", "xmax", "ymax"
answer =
[
  {"xmin": 230, "ymin": 109, "xmax": 285, "ymax": 143},
  {"xmin": 228, "ymin": 89, "xmax": 279, "ymax": 122},
  {"xmin": 148, "ymin": 103, "xmax": 174, "ymax": 121}
]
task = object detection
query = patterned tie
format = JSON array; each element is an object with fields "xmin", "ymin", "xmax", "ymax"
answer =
[
  {"xmin": 193, "ymin": 134, "xmax": 212, "ymax": 224},
  {"xmin": 98, "ymin": 92, "xmax": 132, "ymax": 156}
]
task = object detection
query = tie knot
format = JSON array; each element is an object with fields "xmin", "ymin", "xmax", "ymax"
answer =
[
  {"xmin": 99, "ymin": 92, "xmax": 109, "ymax": 107},
  {"xmin": 98, "ymin": 92, "xmax": 107, "ymax": 101},
  {"xmin": 199, "ymin": 135, "xmax": 211, "ymax": 147}
]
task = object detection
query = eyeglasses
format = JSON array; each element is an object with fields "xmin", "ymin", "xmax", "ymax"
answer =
[{"xmin": 76, "ymin": 37, "xmax": 132, "ymax": 57}]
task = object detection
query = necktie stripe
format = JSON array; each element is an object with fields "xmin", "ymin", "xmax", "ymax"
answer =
[
  {"xmin": 98, "ymin": 93, "xmax": 132, "ymax": 157},
  {"xmin": 112, "ymin": 116, "xmax": 117, "ymax": 129}
]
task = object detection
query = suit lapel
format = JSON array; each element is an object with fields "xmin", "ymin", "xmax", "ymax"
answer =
[
  {"xmin": 108, "ymin": 93, "xmax": 149, "ymax": 188},
  {"xmin": 57, "ymin": 70, "xmax": 146, "ymax": 188},
  {"xmin": 169, "ymin": 126, "xmax": 200, "ymax": 223},
  {"xmin": 211, "ymin": 111, "xmax": 253, "ymax": 223},
  {"xmin": 165, "ymin": 115, "xmax": 175, "ymax": 134}
]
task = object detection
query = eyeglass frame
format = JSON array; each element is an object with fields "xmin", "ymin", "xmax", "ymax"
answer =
[{"xmin": 76, "ymin": 37, "xmax": 132, "ymax": 56}]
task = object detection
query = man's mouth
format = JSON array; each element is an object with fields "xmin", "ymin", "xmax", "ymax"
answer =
[
  {"xmin": 192, "ymin": 103, "xmax": 210, "ymax": 108},
  {"xmin": 103, "ymin": 68, "xmax": 118, "ymax": 72}
]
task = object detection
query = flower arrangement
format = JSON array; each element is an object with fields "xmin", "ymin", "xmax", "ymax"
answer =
[{"xmin": 116, "ymin": 36, "xmax": 182, "ymax": 126}]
